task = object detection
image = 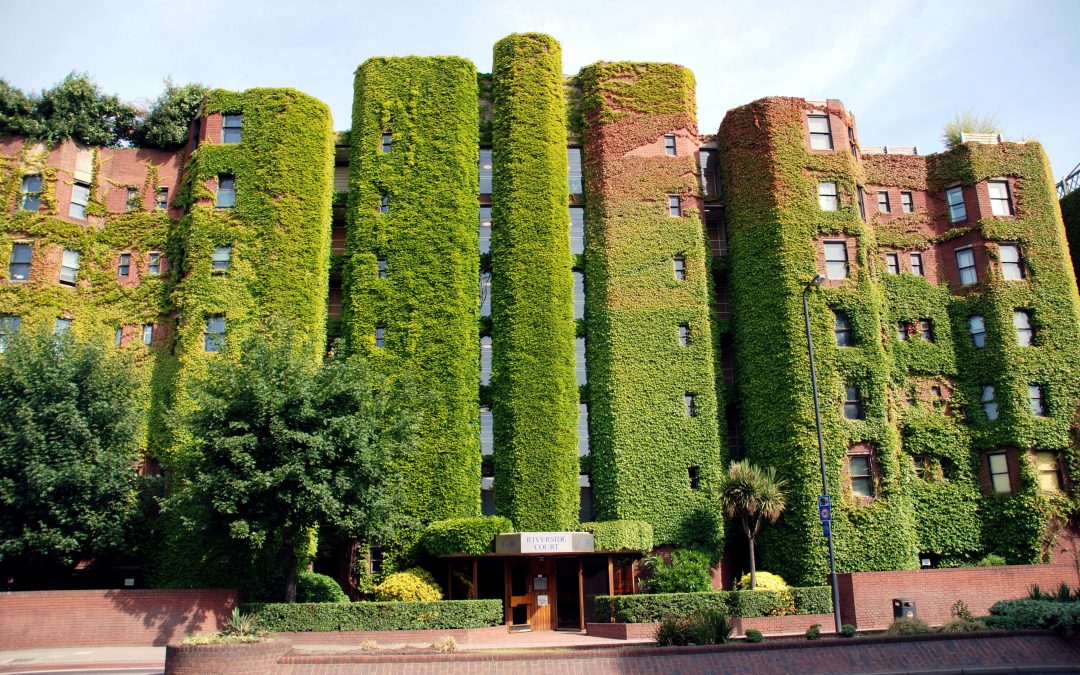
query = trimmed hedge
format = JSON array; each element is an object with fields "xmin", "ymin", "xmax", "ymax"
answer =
[
  {"xmin": 580, "ymin": 520, "xmax": 654, "ymax": 552},
  {"xmin": 243, "ymin": 599, "xmax": 503, "ymax": 632},
  {"xmin": 297, "ymin": 571, "xmax": 349, "ymax": 603},
  {"xmin": 986, "ymin": 598, "xmax": 1080, "ymax": 634},
  {"xmin": 595, "ymin": 586, "xmax": 833, "ymax": 622},
  {"xmin": 421, "ymin": 516, "xmax": 513, "ymax": 557}
]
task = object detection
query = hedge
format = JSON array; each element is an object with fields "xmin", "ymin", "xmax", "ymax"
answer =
[
  {"xmin": 580, "ymin": 520, "xmax": 654, "ymax": 552},
  {"xmin": 986, "ymin": 599, "xmax": 1080, "ymax": 635},
  {"xmin": 594, "ymin": 587, "xmax": 833, "ymax": 623},
  {"xmin": 421, "ymin": 516, "xmax": 513, "ymax": 557},
  {"xmin": 243, "ymin": 599, "xmax": 503, "ymax": 632}
]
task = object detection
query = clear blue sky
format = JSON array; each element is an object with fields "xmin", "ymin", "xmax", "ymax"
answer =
[{"xmin": 2, "ymin": 0, "xmax": 1078, "ymax": 180}]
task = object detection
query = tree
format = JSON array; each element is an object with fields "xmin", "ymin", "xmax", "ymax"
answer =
[
  {"xmin": 131, "ymin": 79, "xmax": 208, "ymax": 149},
  {"xmin": 717, "ymin": 461, "xmax": 786, "ymax": 589},
  {"xmin": 941, "ymin": 110, "xmax": 1002, "ymax": 148},
  {"xmin": 31, "ymin": 72, "xmax": 139, "ymax": 147},
  {"xmin": 0, "ymin": 330, "xmax": 142, "ymax": 586},
  {"xmin": 173, "ymin": 332, "xmax": 418, "ymax": 602}
]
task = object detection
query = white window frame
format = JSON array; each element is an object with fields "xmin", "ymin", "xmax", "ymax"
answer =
[
  {"xmin": 988, "ymin": 452, "xmax": 1011, "ymax": 493},
  {"xmin": 824, "ymin": 241, "xmax": 849, "ymax": 279},
  {"xmin": 946, "ymin": 186, "xmax": 967, "ymax": 223},
  {"xmin": 818, "ymin": 182, "xmax": 839, "ymax": 211},
  {"xmin": 988, "ymin": 180, "xmax": 1014, "ymax": 217},
  {"xmin": 999, "ymin": 243, "xmax": 1024, "ymax": 280},
  {"xmin": 955, "ymin": 246, "xmax": 977, "ymax": 286}
]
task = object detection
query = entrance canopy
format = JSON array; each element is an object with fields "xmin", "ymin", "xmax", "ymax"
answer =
[{"xmin": 495, "ymin": 531, "xmax": 595, "ymax": 555}]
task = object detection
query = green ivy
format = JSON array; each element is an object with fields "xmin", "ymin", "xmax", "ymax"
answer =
[
  {"xmin": 490, "ymin": 34, "xmax": 579, "ymax": 531},
  {"xmin": 577, "ymin": 61, "xmax": 723, "ymax": 548},
  {"xmin": 421, "ymin": 516, "xmax": 513, "ymax": 557},
  {"xmin": 579, "ymin": 520, "xmax": 654, "ymax": 552},
  {"xmin": 1061, "ymin": 189, "xmax": 1080, "ymax": 280},
  {"xmin": 342, "ymin": 57, "xmax": 481, "ymax": 557}
]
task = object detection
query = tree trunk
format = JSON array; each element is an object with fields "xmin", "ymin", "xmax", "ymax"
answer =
[
  {"xmin": 283, "ymin": 541, "xmax": 299, "ymax": 603},
  {"xmin": 741, "ymin": 517, "xmax": 756, "ymax": 589}
]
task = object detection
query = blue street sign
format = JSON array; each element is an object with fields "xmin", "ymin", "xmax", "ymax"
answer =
[
  {"xmin": 817, "ymin": 495, "xmax": 832, "ymax": 522},
  {"xmin": 822, "ymin": 520, "xmax": 831, "ymax": 538}
]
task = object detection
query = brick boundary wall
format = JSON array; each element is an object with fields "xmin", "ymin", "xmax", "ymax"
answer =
[
  {"xmin": 272, "ymin": 626, "xmax": 508, "ymax": 645},
  {"xmin": 0, "ymin": 589, "xmax": 238, "ymax": 649},
  {"xmin": 164, "ymin": 638, "xmax": 291, "ymax": 675},
  {"xmin": 837, "ymin": 563, "xmax": 1079, "ymax": 629},
  {"xmin": 586, "ymin": 613, "xmax": 835, "ymax": 640}
]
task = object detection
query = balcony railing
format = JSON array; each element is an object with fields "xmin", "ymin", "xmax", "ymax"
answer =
[
  {"xmin": 960, "ymin": 132, "xmax": 1002, "ymax": 145},
  {"xmin": 861, "ymin": 146, "xmax": 918, "ymax": 156},
  {"xmin": 1057, "ymin": 162, "xmax": 1080, "ymax": 199}
]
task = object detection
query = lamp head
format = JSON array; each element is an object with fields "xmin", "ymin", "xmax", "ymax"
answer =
[{"xmin": 811, "ymin": 274, "xmax": 825, "ymax": 286}]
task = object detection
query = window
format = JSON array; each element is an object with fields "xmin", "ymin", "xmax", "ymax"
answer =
[
  {"xmin": 575, "ymin": 337, "xmax": 587, "ymax": 386},
  {"xmin": 191, "ymin": 117, "xmax": 201, "ymax": 150},
  {"xmin": 0, "ymin": 315, "xmax": 20, "ymax": 353},
  {"xmin": 480, "ymin": 407, "xmax": 493, "ymax": 456},
  {"xmin": 877, "ymin": 191, "xmax": 890, "ymax": 213},
  {"xmin": 673, "ymin": 255, "xmax": 686, "ymax": 280},
  {"xmin": 20, "ymin": 175, "xmax": 42, "ymax": 211},
  {"xmin": 999, "ymin": 243, "xmax": 1024, "ymax": 280},
  {"xmin": 378, "ymin": 195, "xmax": 389, "ymax": 214},
  {"xmin": 988, "ymin": 180, "xmax": 1013, "ymax": 217},
  {"xmin": 222, "ymin": 114, "xmax": 242, "ymax": 144},
  {"xmin": 1028, "ymin": 384, "xmax": 1046, "ymax": 416},
  {"xmin": 818, "ymin": 182, "xmax": 838, "ymax": 211},
  {"xmin": 114, "ymin": 326, "xmax": 123, "ymax": 347},
  {"xmin": 480, "ymin": 336, "xmax": 491, "ymax": 386},
  {"xmin": 578, "ymin": 403, "xmax": 589, "ymax": 456},
  {"xmin": 481, "ymin": 477, "xmax": 495, "ymax": 516},
  {"xmin": 808, "ymin": 114, "xmax": 833, "ymax": 150},
  {"xmin": 885, "ymin": 253, "xmax": 899, "ymax": 275},
  {"xmin": 568, "ymin": 148, "xmax": 583, "ymax": 195},
  {"xmin": 668, "ymin": 194, "xmax": 682, "ymax": 217},
  {"xmin": 679, "ymin": 323, "xmax": 691, "ymax": 347},
  {"xmin": 969, "ymin": 315, "xmax": 986, "ymax": 348},
  {"xmin": 982, "ymin": 386, "xmax": 998, "ymax": 420},
  {"xmin": 375, "ymin": 324, "xmax": 385, "ymax": 348},
  {"xmin": 8, "ymin": 242, "xmax": 31, "ymax": 281},
  {"xmin": 664, "ymin": 133, "xmax": 677, "ymax": 156},
  {"xmin": 125, "ymin": 187, "xmax": 140, "ymax": 211},
  {"xmin": 569, "ymin": 207, "xmax": 585, "ymax": 255},
  {"xmin": 918, "ymin": 319, "xmax": 933, "ymax": 342},
  {"xmin": 1013, "ymin": 310, "xmax": 1033, "ymax": 346},
  {"xmin": 848, "ymin": 127, "xmax": 858, "ymax": 156},
  {"xmin": 834, "ymin": 312, "xmax": 853, "ymax": 347},
  {"xmin": 479, "ymin": 207, "xmax": 492, "ymax": 254},
  {"xmin": 912, "ymin": 454, "xmax": 932, "ymax": 479},
  {"xmin": 216, "ymin": 175, "xmax": 235, "ymax": 208},
  {"xmin": 573, "ymin": 271, "xmax": 585, "ymax": 320},
  {"xmin": 844, "ymin": 385, "xmax": 864, "ymax": 420},
  {"xmin": 896, "ymin": 321, "xmax": 910, "ymax": 341},
  {"xmin": 1035, "ymin": 451, "xmax": 1062, "ymax": 492},
  {"xmin": 479, "ymin": 149, "xmax": 493, "ymax": 194},
  {"xmin": 579, "ymin": 474, "xmax": 594, "ymax": 522},
  {"xmin": 156, "ymin": 187, "xmax": 168, "ymax": 210},
  {"xmin": 204, "ymin": 316, "xmax": 225, "ymax": 352},
  {"xmin": 688, "ymin": 466, "xmax": 700, "ymax": 491},
  {"xmin": 141, "ymin": 323, "xmax": 154, "ymax": 346},
  {"xmin": 910, "ymin": 253, "xmax": 924, "ymax": 277},
  {"xmin": 377, "ymin": 257, "xmax": 387, "ymax": 279},
  {"xmin": 901, "ymin": 191, "xmax": 914, "ymax": 214},
  {"xmin": 54, "ymin": 317, "xmax": 71, "ymax": 334},
  {"xmin": 931, "ymin": 385, "xmax": 943, "ymax": 398},
  {"xmin": 69, "ymin": 181, "xmax": 90, "ymax": 219},
  {"xmin": 148, "ymin": 252, "xmax": 161, "ymax": 276},
  {"xmin": 955, "ymin": 246, "xmax": 977, "ymax": 286},
  {"xmin": 479, "ymin": 272, "xmax": 491, "ymax": 317},
  {"xmin": 381, "ymin": 132, "xmax": 392, "ymax": 153},
  {"xmin": 211, "ymin": 245, "xmax": 232, "ymax": 273},
  {"xmin": 824, "ymin": 241, "xmax": 849, "ymax": 279},
  {"xmin": 699, "ymin": 149, "xmax": 720, "ymax": 198},
  {"xmin": 849, "ymin": 455, "xmax": 874, "ymax": 497},
  {"xmin": 988, "ymin": 452, "xmax": 1011, "ymax": 493},
  {"xmin": 59, "ymin": 249, "xmax": 80, "ymax": 285},
  {"xmin": 946, "ymin": 186, "xmax": 966, "ymax": 223},
  {"xmin": 857, "ymin": 186, "xmax": 866, "ymax": 221},
  {"xmin": 118, "ymin": 253, "xmax": 131, "ymax": 277},
  {"xmin": 685, "ymin": 393, "xmax": 697, "ymax": 417}
]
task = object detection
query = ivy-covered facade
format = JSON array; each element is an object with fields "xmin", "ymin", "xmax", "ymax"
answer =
[{"xmin": 2, "ymin": 34, "xmax": 1079, "ymax": 602}]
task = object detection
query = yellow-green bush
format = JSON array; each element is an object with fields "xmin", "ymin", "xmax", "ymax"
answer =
[{"xmin": 373, "ymin": 568, "xmax": 443, "ymax": 602}]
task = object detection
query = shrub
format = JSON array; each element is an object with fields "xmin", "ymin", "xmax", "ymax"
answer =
[
  {"xmin": 887, "ymin": 617, "xmax": 933, "ymax": 635},
  {"xmin": 975, "ymin": 554, "xmax": 1007, "ymax": 567},
  {"xmin": 297, "ymin": 571, "xmax": 349, "ymax": 603},
  {"xmin": 655, "ymin": 615, "xmax": 690, "ymax": 647},
  {"xmin": 641, "ymin": 548, "xmax": 713, "ymax": 593},
  {"xmin": 791, "ymin": 586, "xmax": 833, "ymax": 615},
  {"xmin": 805, "ymin": 623, "xmax": 821, "ymax": 640},
  {"xmin": 358, "ymin": 639, "xmax": 379, "ymax": 652},
  {"xmin": 244, "ymin": 599, "xmax": 502, "ymax": 631},
  {"xmin": 432, "ymin": 636, "xmax": 459, "ymax": 653},
  {"xmin": 596, "ymin": 592, "xmax": 728, "ymax": 623},
  {"xmin": 735, "ymin": 571, "xmax": 788, "ymax": 591},
  {"xmin": 373, "ymin": 568, "xmax": 442, "ymax": 602},
  {"xmin": 987, "ymin": 598, "xmax": 1080, "ymax": 635},
  {"xmin": 950, "ymin": 599, "xmax": 972, "ymax": 620},
  {"xmin": 421, "ymin": 516, "xmax": 513, "ymax": 557},
  {"xmin": 223, "ymin": 607, "xmax": 260, "ymax": 637},
  {"xmin": 745, "ymin": 629, "xmax": 764, "ymax": 643},
  {"xmin": 840, "ymin": 624, "xmax": 856, "ymax": 638},
  {"xmin": 686, "ymin": 608, "xmax": 733, "ymax": 645},
  {"xmin": 728, "ymin": 590, "xmax": 793, "ymax": 617},
  {"xmin": 939, "ymin": 618, "xmax": 987, "ymax": 632},
  {"xmin": 579, "ymin": 520, "xmax": 654, "ymax": 552}
]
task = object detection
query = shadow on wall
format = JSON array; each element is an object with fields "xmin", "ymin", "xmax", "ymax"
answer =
[{"xmin": 104, "ymin": 589, "xmax": 237, "ymax": 645}]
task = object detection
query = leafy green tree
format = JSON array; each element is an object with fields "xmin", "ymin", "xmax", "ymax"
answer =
[
  {"xmin": 131, "ymin": 79, "xmax": 208, "ymax": 149},
  {"xmin": 0, "ymin": 330, "xmax": 142, "ymax": 585},
  {"xmin": 0, "ymin": 80, "xmax": 44, "ymax": 139},
  {"xmin": 717, "ymin": 461, "xmax": 786, "ymax": 589},
  {"xmin": 941, "ymin": 110, "xmax": 1002, "ymax": 148},
  {"xmin": 641, "ymin": 548, "xmax": 714, "ymax": 593},
  {"xmin": 32, "ymin": 72, "xmax": 139, "ymax": 147},
  {"xmin": 172, "ymin": 333, "xmax": 418, "ymax": 602}
]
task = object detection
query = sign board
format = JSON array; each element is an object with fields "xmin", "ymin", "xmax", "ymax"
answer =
[
  {"xmin": 495, "ymin": 532, "xmax": 595, "ymax": 555},
  {"xmin": 822, "ymin": 520, "xmax": 832, "ymax": 538},
  {"xmin": 817, "ymin": 495, "xmax": 832, "ymax": 522}
]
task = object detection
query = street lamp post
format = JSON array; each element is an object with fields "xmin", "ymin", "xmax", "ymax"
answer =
[{"xmin": 802, "ymin": 274, "xmax": 843, "ymax": 634}]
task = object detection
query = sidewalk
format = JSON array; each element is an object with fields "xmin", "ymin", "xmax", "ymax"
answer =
[
  {"xmin": 289, "ymin": 629, "xmax": 653, "ymax": 652},
  {"xmin": 0, "ymin": 646, "xmax": 164, "ymax": 674}
]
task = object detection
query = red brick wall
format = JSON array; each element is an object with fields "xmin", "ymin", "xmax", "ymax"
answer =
[
  {"xmin": 165, "ymin": 639, "xmax": 290, "ymax": 675},
  {"xmin": 586, "ymin": 612, "xmax": 835, "ymax": 640},
  {"xmin": 836, "ymin": 563, "xmax": 1077, "ymax": 629},
  {"xmin": 0, "ymin": 588, "xmax": 238, "ymax": 649}
]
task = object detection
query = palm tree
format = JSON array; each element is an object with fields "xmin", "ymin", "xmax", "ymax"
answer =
[{"xmin": 717, "ymin": 461, "xmax": 787, "ymax": 589}]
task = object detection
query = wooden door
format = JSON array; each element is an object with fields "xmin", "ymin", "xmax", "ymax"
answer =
[{"xmin": 527, "ymin": 557, "xmax": 555, "ymax": 630}]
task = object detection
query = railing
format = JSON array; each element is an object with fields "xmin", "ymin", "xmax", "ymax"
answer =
[
  {"xmin": 1057, "ymin": 162, "xmax": 1080, "ymax": 199},
  {"xmin": 960, "ymin": 132, "xmax": 1002, "ymax": 145},
  {"xmin": 861, "ymin": 145, "xmax": 918, "ymax": 156}
]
